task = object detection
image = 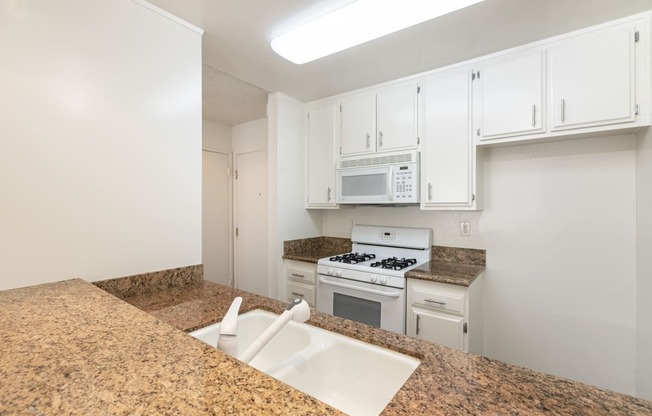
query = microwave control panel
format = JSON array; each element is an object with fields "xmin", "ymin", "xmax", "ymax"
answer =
[{"xmin": 394, "ymin": 164, "xmax": 418, "ymax": 202}]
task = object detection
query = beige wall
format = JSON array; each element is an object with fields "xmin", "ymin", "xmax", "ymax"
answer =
[
  {"xmin": 637, "ymin": 128, "xmax": 652, "ymax": 400},
  {"xmin": 0, "ymin": 0, "xmax": 202, "ymax": 290}
]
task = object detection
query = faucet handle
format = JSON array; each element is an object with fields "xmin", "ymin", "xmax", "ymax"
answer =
[{"xmin": 217, "ymin": 297, "xmax": 242, "ymax": 356}]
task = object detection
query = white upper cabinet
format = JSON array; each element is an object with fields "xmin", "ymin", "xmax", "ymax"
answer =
[
  {"xmin": 339, "ymin": 81, "xmax": 418, "ymax": 159},
  {"xmin": 549, "ymin": 23, "xmax": 638, "ymax": 131},
  {"xmin": 306, "ymin": 103, "xmax": 338, "ymax": 208},
  {"xmin": 376, "ymin": 82, "xmax": 419, "ymax": 152},
  {"xmin": 420, "ymin": 68, "xmax": 477, "ymax": 209},
  {"xmin": 475, "ymin": 49, "xmax": 546, "ymax": 141},
  {"xmin": 339, "ymin": 93, "xmax": 376, "ymax": 157}
]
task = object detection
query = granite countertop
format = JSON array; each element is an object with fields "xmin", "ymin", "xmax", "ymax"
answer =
[
  {"xmin": 3, "ymin": 278, "xmax": 651, "ymax": 415},
  {"xmin": 405, "ymin": 261, "xmax": 484, "ymax": 286},
  {"xmin": 282, "ymin": 236, "xmax": 351, "ymax": 263}
]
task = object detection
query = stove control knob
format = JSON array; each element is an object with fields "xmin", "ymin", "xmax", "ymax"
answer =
[
  {"xmin": 379, "ymin": 276, "xmax": 388, "ymax": 285},
  {"xmin": 327, "ymin": 268, "xmax": 334, "ymax": 276},
  {"xmin": 335, "ymin": 269, "xmax": 342, "ymax": 277},
  {"xmin": 370, "ymin": 275, "xmax": 377, "ymax": 283}
]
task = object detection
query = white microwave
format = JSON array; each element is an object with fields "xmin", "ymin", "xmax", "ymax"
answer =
[{"xmin": 336, "ymin": 152, "xmax": 419, "ymax": 204}]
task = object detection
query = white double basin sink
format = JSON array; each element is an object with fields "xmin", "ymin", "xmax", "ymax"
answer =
[{"xmin": 190, "ymin": 309, "xmax": 420, "ymax": 416}]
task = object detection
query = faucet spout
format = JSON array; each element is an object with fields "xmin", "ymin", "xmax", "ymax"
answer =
[
  {"xmin": 217, "ymin": 296, "xmax": 242, "ymax": 356},
  {"xmin": 238, "ymin": 298, "xmax": 311, "ymax": 364}
]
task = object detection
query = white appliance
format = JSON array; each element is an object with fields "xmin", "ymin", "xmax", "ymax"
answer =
[
  {"xmin": 336, "ymin": 152, "xmax": 419, "ymax": 204},
  {"xmin": 316, "ymin": 225, "xmax": 432, "ymax": 334}
]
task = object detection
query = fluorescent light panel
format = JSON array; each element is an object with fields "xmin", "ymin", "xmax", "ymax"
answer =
[{"xmin": 271, "ymin": 0, "xmax": 486, "ymax": 64}]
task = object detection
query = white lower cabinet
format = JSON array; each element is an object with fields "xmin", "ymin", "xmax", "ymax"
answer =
[
  {"xmin": 406, "ymin": 277, "xmax": 484, "ymax": 354},
  {"xmin": 284, "ymin": 260, "xmax": 317, "ymax": 307}
]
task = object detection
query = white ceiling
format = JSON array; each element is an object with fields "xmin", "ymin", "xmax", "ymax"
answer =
[{"xmin": 148, "ymin": 0, "xmax": 652, "ymax": 125}]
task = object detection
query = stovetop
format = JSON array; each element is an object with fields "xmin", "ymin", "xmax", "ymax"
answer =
[{"xmin": 328, "ymin": 252, "xmax": 419, "ymax": 271}]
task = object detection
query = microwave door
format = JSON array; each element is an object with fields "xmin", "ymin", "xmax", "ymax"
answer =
[{"xmin": 337, "ymin": 167, "xmax": 392, "ymax": 203}]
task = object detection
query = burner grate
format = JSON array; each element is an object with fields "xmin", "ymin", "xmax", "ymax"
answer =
[
  {"xmin": 329, "ymin": 252, "xmax": 376, "ymax": 264},
  {"xmin": 370, "ymin": 257, "xmax": 418, "ymax": 270}
]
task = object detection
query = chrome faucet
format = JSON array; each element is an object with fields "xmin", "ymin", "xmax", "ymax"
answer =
[{"xmin": 217, "ymin": 297, "xmax": 311, "ymax": 364}]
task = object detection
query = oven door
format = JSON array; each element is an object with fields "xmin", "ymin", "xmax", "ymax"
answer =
[{"xmin": 317, "ymin": 274, "xmax": 405, "ymax": 334}]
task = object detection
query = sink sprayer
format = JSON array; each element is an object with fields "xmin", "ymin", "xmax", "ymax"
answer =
[{"xmin": 217, "ymin": 297, "xmax": 311, "ymax": 363}]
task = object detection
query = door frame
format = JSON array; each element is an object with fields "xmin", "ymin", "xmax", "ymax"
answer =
[{"xmin": 202, "ymin": 147, "xmax": 234, "ymax": 287}]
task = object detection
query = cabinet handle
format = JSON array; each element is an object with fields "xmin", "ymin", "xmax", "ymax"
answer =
[
  {"xmin": 428, "ymin": 183, "xmax": 432, "ymax": 201},
  {"xmin": 425, "ymin": 298, "xmax": 446, "ymax": 306},
  {"xmin": 378, "ymin": 131, "xmax": 383, "ymax": 147},
  {"xmin": 291, "ymin": 292, "xmax": 305, "ymax": 297},
  {"xmin": 561, "ymin": 99, "xmax": 566, "ymax": 122},
  {"xmin": 366, "ymin": 133, "xmax": 370, "ymax": 148},
  {"xmin": 327, "ymin": 187, "xmax": 332, "ymax": 201},
  {"xmin": 291, "ymin": 273, "xmax": 305, "ymax": 278},
  {"xmin": 416, "ymin": 314, "xmax": 421, "ymax": 335},
  {"xmin": 532, "ymin": 104, "xmax": 536, "ymax": 127}
]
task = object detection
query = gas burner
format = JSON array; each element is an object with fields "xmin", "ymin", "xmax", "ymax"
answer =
[
  {"xmin": 370, "ymin": 257, "xmax": 418, "ymax": 270},
  {"xmin": 329, "ymin": 252, "xmax": 376, "ymax": 264}
]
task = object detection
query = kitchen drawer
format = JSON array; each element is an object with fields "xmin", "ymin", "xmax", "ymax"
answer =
[
  {"xmin": 287, "ymin": 282, "xmax": 316, "ymax": 307},
  {"xmin": 409, "ymin": 283, "xmax": 465, "ymax": 315},
  {"xmin": 286, "ymin": 267, "xmax": 316, "ymax": 284}
]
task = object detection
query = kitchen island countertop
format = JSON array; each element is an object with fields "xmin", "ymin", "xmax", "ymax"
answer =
[{"xmin": 2, "ymin": 279, "xmax": 651, "ymax": 415}]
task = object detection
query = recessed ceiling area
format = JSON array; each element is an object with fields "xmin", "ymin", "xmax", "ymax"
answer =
[
  {"xmin": 148, "ymin": 0, "xmax": 652, "ymax": 124},
  {"xmin": 202, "ymin": 64, "xmax": 268, "ymax": 126}
]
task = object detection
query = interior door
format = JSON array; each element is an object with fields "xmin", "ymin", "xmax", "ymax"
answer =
[
  {"xmin": 235, "ymin": 150, "xmax": 268, "ymax": 297},
  {"xmin": 202, "ymin": 150, "xmax": 231, "ymax": 286}
]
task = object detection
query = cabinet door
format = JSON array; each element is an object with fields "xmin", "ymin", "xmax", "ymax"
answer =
[
  {"xmin": 408, "ymin": 306, "xmax": 465, "ymax": 350},
  {"xmin": 550, "ymin": 24, "xmax": 637, "ymax": 131},
  {"xmin": 420, "ymin": 69, "xmax": 474, "ymax": 208},
  {"xmin": 339, "ymin": 93, "xmax": 376, "ymax": 157},
  {"xmin": 376, "ymin": 82, "xmax": 418, "ymax": 152},
  {"xmin": 477, "ymin": 50, "xmax": 545, "ymax": 140},
  {"xmin": 306, "ymin": 104, "xmax": 337, "ymax": 207}
]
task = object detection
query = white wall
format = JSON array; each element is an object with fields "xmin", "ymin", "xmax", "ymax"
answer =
[
  {"xmin": 233, "ymin": 118, "xmax": 268, "ymax": 154},
  {"xmin": 637, "ymin": 128, "xmax": 652, "ymax": 400},
  {"xmin": 323, "ymin": 135, "xmax": 639, "ymax": 396},
  {"xmin": 203, "ymin": 119, "xmax": 232, "ymax": 152},
  {"xmin": 268, "ymin": 93, "xmax": 322, "ymax": 299},
  {"xmin": 0, "ymin": 0, "xmax": 202, "ymax": 290}
]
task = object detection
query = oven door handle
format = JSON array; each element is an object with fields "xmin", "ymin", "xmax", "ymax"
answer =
[{"xmin": 319, "ymin": 277, "xmax": 401, "ymax": 298}]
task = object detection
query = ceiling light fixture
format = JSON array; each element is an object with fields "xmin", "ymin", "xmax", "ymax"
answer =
[{"xmin": 271, "ymin": 0, "xmax": 487, "ymax": 64}]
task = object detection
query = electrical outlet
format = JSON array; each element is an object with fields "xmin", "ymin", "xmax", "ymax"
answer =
[{"xmin": 460, "ymin": 222, "xmax": 470, "ymax": 236}]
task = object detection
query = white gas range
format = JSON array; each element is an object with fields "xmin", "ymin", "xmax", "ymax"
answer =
[{"xmin": 316, "ymin": 225, "xmax": 432, "ymax": 334}]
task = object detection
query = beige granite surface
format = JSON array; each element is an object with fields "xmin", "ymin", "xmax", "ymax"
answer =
[
  {"xmin": 93, "ymin": 264, "xmax": 203, "ymax": 299},
  {"xmin": 4, "ymin": 278, "xmax": 652, "ymax": 415},
  {"xmin": 405, "ymin": 261, "xmax": 485, "ymax": 287},
  {"xmin": 282, "ymin": 236, "xmax": 351, "ymax": 263},
  {"xmin": 0, "ymin": 279, "xmax": 339, "ymax": 416}
]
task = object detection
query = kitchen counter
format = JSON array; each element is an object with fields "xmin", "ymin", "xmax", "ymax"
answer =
[
  {"xmin": 282, "ymin": 236, "xmax": 351, "ymax": 263},
  {"xmin": 405, "ymin": 261, "xmax": 484, "ymax": 286},
  {"xmin": 283, "ymin": 236, "xmax": 486, "ymax": 286},
  {"xmin": 3, "ymin": 278, "xmax": 652, "ymax": 415}
]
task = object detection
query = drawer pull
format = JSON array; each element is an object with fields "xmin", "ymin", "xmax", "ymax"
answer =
[
  {"xmin": 291, "ymin": 292, "xmax": 305, "ymax": 297},
  {"xmin": 291, "ymin": 273, "xmax": 305, "ymax": 278},
  {"xmin": 425, "ymin": 298, "xmax": 446, "ymax": 306}
]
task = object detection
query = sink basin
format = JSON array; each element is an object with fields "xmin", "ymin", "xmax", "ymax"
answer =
[{"xmin": 190, "ymin": 309, "xmax": 420, "ymax": 416}]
